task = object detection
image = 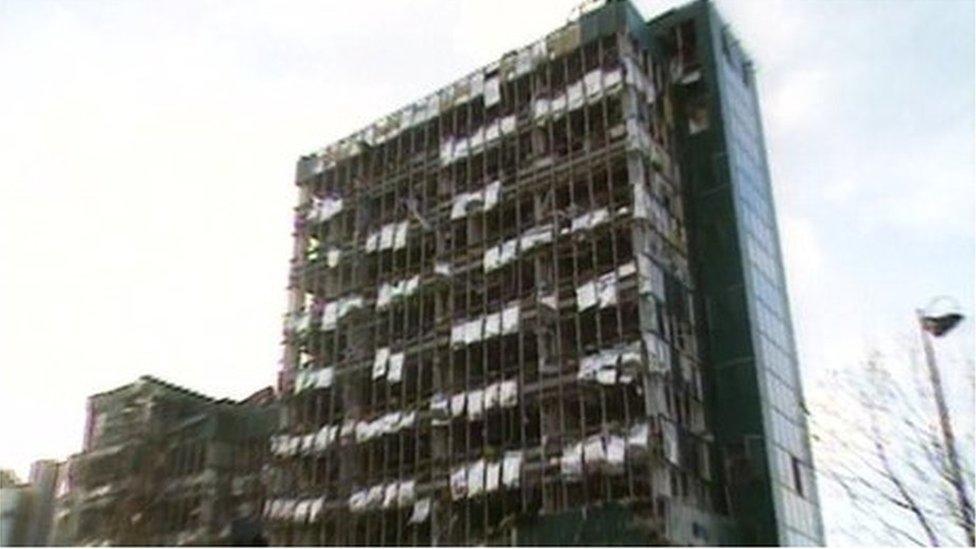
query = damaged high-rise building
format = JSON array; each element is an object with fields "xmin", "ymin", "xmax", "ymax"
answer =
[{"xmin": 269, "ymin": 0, "xmax": 823, "ymax": 545}]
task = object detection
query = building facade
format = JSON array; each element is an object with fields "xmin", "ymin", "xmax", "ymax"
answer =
[
  {"xmin": 24, "ymin": 460, "xmax": 60, "ymax": 546},
  {"xmin": 269, "ymin": 0, "xmax": 822, "ymax": 545},
  {"xmin": 51, "ymin": 376, "xmax": 276, "ymax": 546},
  {"xmin": 1, "ymin": 462, "xmax": 62, "ymax": 547},
  {"xmin": 646, "ymin": 2, "xmax": 824, "ymax": 544},
  {"xmin": 1, "ymin": 469, "xmax": 33, "ymax": 546}
]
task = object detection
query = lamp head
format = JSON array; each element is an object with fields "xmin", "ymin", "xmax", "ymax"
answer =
[{"xmin": 922, "ymin": 312, "xmax": 964, "ymax": 337}]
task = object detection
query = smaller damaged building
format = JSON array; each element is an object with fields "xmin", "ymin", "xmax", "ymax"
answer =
[{"xmin": 51, "ymin": 376, "xmax": 276, "ymax": 546}]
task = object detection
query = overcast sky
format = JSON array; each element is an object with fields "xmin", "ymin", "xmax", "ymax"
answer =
[{"xmin": 1, "ymin": 0, "xmax": 972, "ymax": 543}]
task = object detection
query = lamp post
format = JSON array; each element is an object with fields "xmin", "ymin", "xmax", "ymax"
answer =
[{"xmin": 916, "ymin": 297, "xmax": 973, "ymax": 546}]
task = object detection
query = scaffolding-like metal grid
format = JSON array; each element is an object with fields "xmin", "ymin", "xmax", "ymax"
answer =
[{"xmin": 269, "ymin": 8, "xmax": 720, "ymax": 545}]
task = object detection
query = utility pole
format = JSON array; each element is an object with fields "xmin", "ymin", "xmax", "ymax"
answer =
[{"xmin": 916, "ymin": 307, "xmax": 974, "ymax": 546}]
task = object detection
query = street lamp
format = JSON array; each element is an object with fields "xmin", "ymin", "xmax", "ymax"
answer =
[
  {"xmin": 915, "ymin": 296, "xmax": 973, "ymax": 546},
  {"xmin": 920, "ymin": 296, "xmax": 964, "ymax": 337}
]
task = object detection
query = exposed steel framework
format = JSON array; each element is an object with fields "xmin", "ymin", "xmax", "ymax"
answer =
[{"xmin": 269, "ymin": 4, "xmax": 727, "ymax": 544}]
